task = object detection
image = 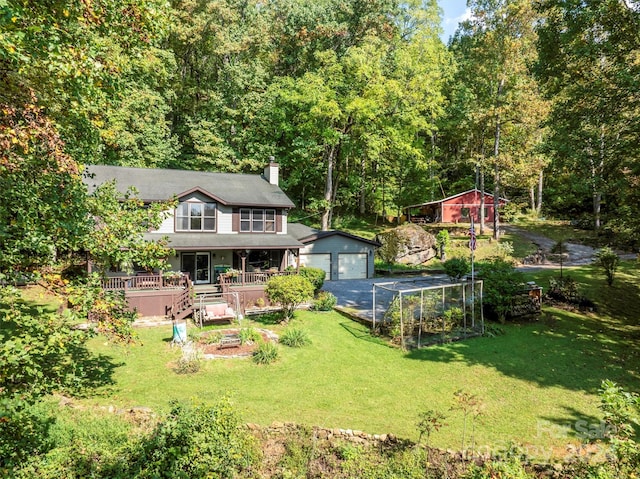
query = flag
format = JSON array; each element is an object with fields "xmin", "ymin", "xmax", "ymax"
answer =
[{"xmin": 469, "ymin": 219, "xmax": 477, "ymax": 251}]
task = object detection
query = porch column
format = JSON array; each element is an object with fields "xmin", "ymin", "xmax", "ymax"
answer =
[{"xmin": 240, "ymin": 250, "xmax": 247, "ymax": 285}]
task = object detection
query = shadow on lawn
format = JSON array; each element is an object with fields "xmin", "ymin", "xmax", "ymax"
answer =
[
  {"xmin": 339, "ymin": 321, "xmax": 389, "ymax": 347},
  {"xmin": 404, "ymin": 263, "xmax": 640, "ymax": 394},
  {"xmin": 404, "ymin": 304, "xmax": 640, "ymax": 395},
  {"xmin": 537, "ymin": 405, "xmax": 605, "ymax": 443}
]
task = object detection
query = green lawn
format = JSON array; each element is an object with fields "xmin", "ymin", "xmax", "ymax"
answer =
[{"xmin": 81, "ymin": 262, "xmax": 640, "ymax": 459}]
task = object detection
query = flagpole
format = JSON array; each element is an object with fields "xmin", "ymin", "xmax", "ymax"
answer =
[{"xmin": 470, "ymin": 217, "xmax": 476, "ymax": 331}]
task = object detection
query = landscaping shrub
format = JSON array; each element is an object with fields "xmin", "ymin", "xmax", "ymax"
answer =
[
  {"xmin": 436, "ymin": 230, "xmax": 451, "ymax": 260},
  {"xmin": 173, "ymin": 342, "xmax": 202, "ymax": 374},
  {"xmin": 238, "ymin": 327, "xmax": 262, "ymax": 345},
  {"xmin": 132, "ymin": 399, "xmax": 260, "ymax": 477},
  {"xmin": 265, "ymin": 275, "xmax": 314, "ymax": 321},
  {"xmin": 444, "ymin": 257, "xmax": 470, "ymax": 281},
  {"xmin": 463, "ymin": 456, "xmax": 532, "ymax": 479},
  {"xmin": 311, "ymin": 290, "xmax": 337, "ymax": 311},
  {"xmin": 298, "ymin": 266, "xmax": 326, "ymax": 292},
  {"xmin": 252, "ymin": 342, "xmax": 279, "ymax": 364},
  {"xmin": 476, "ymin": 258, "xmax": 524, "ymax": 323},
  {"xmin": 280, "ymin": 327, "xmax": 311, "ymax": 348},
  {"xmin": 0, "ymin": 399, "xmax": 56, "ymax": 470},
  {"xmin": 595, "ymin": 246, "xmax": 619, "ymax": 286}
]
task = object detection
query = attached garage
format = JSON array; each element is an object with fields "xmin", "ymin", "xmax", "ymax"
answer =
[
  {"xmin": 338, "ymin": 253, "xmax": 368, "ymax": 279},
  {"xmin": 300, "ymin": 253, "xmax": 331, "ymax": 279},
  {"xmin": 288, "ymin": 224, "xmax": 381, "ymax": 281}
]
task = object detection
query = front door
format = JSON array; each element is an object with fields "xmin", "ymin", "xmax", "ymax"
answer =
[{"xmin": 181, "ymin": 252, "xmax": 210, "ymax": 284}]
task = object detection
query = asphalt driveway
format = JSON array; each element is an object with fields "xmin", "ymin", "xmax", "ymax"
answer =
[{"xmin": 321, "ymin": 274, "xmax": 449, "ymax": 321}]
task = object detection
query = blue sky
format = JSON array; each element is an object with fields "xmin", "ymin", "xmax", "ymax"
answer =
[{"xmin": 439, "ymin": 0, "xmax": 471, "ymax": 43}]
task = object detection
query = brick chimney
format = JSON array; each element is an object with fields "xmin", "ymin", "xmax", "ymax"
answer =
[{"xmin": 263, "ymin": 157, "xmax": 279, "ymax": 186}]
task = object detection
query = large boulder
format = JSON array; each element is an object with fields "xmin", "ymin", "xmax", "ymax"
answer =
[{"xmin": 376, "ymin": 223, "xmax": 437, "ymax": 265}]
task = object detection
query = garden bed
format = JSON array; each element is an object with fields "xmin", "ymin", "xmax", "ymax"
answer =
[{"xmin": 198, "ymin": 328, "xmax": 278, "ymax": 358}]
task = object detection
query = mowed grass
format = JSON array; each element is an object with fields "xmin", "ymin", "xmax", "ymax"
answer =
[{"xmin": 81, "ymin": 261, "xmax": 640, "ymax": 458}]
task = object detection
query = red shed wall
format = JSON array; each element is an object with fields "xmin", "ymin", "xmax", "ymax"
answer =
[{"xmin": 441, "ymin": 191, "xmax": 504, "ymax": 223}]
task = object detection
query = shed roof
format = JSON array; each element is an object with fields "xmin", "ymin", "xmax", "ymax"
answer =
[
  {"xmin": 83, "ymin": 165, "xmax": 295, "ymax": 208},
  {"xmin": 404, "ymin": 188, "xmax": 508, "ymax": 209}
]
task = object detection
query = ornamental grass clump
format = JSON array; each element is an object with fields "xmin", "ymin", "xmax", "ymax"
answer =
[
  {"xmin": 279, "ymin": 327, "xmax": 311, "ymax": 348},
  {"xmin": 252, "ymin": 342, "xmax": 279, "ymax": 364}
]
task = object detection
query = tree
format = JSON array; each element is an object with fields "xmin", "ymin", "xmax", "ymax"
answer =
[
  {"xmin": 84, "ymin": 180, "xmax": 175, "ymax": 273},
  {"xmin": 0, "ymin": 101, "xmax": 90, "ymax": 272},
  {"xmin": 265, "ymin": 275, "xmax": 314, "ymax": 321},
  {"xmin": 0, "ymin": 0, "xmax": 175, "ymax": 165},
  {"xmin": 536, "ymin": 0, "xmax": 640, "ymax": 232},
  {"xmin": 477, "ymin": 258, "xmax": 524, "ymax": 323},
  {"xmin": 446, "ymin": 0, "xmax": 549, "ymax": 238},
  {"xmin": 595, "ymin": 246, "xmax": 619, "ymax": 287}
]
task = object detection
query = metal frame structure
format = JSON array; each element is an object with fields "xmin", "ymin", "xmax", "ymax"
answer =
[{"xmin": 373, "ymin": 279, "xmax": 484, "ymax": 349}]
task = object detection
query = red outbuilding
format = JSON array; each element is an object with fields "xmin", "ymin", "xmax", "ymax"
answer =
[{"xmin": 404, "ymin": 189, "xmax": 508, "ymax": 224}]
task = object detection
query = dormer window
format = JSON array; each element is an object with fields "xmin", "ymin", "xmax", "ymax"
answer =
[{"xmin": 176, "ymin": 201, "xmax": 216, "ymax": 231}]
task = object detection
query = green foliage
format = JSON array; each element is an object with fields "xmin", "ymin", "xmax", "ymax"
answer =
[
  {"xmin": 64, "ymin": 273, "xmax": 138, "ymax": 344},
  {"xmin": 376, "ymin": 230, "xmax": 403, "ymax": 268},
  {"xmin": 311, "ymin": 291, "xmax": 337, "ymax": 311},
  {"xmin": 173, "ymin": 343, "xmax": 202, "ymax": 375},
  {"xmin": 436, "ymin": 230, "xmax": 451, "ymax": 259},
  {"xmin": 252, "ymin": 342, "xmax": 279, "ymax": 365},
  {"xmin": 298, "ymin": 266, "xmax": 326, "ymax": 293},
  {"xmin": 599, "ymin": 380, "xmax": 640, "ymax": 472},
  {"xmin": 443, "ymin": 258, "xmax": 470, "ymax": 281},
  {"xmin": 238, "ymin": 327, "xmax": 262, "ymax": 345},
  {"xmin": 265, "ymin": 275, "xmax": 314, "ymax": 321},
  {"xmin": 280, "ymin": 327, "xmax": 311, "ymax": 348},
  {"xmin": 0, "ymin": 102, "xmax": 90, "ymax": 272},
  {"xmin": 133, "ymin": 398, "xmax": 259, "ymax": 477},
  {"xmin": 0, "ymin": 287, "xmax": 101, "ymax": 404},
  {"xmin": 0, "ymin": 399, "xmax": 55, "ymax": 470},
  {"xmin": 443, "ymin": 307, "xmax": 464, "ymax": 329},
  {"xmin": 477, "ymin": 258, "xmax": 525, "ymax": 323},
  {"xmin": 595, "ymin": 247, "xmax": 620, "ymax": 286},
  {"xmin": 85, "ymin": 180, "xmax": 175, "ymax": 273},
  {"xmin": 463, "ymin": 456, "xmax": 532, "ymax": 479}
]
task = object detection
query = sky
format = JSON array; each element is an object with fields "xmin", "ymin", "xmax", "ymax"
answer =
[{"xmin": 439, "ymin": 0, "xmax": 471, "ymax": 43}]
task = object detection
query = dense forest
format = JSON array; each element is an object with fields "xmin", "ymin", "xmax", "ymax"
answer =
[{"xmin": 1, "ymin": 0, "xmax": 639, "ymax": 236}]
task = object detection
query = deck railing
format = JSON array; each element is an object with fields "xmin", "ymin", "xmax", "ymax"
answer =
[
  {"xmin": 218, "ymin": 270, "xmax": 295, "ymax": 286},
  {"xmin": 102, "ymin": 273, "xmax": 188, "ymax": 291}
]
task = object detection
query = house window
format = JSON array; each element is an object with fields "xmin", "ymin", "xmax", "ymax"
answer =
[
  {"xmin": 461, "ymin": 208, "xmax": 470, "ymax": 218},
  {"xmin": 176, "ymin": 201, "xmax": 216, "ymax": 231},
  {"xmin": 484, "ymin": 207, "xmax": 489, "ymax": 218},
  {"xmin": 240, "ymin": 208, "xmax": 276, "ymax": 233}
]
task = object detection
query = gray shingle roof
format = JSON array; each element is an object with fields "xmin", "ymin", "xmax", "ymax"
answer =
[
  {"xmin": 145, "ymin": 232, "xmax": 303, "ymax": 250},
  {"xmin": 288, "ymin": 223, "xmax": 381, "ymax": 247},
  {"xmin": 83, "ymin": 165, "xmax": 295, "ymax": 208}
]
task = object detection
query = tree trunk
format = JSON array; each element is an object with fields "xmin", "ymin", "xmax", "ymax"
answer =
[
  {"xmin": 480, "ymin": 169, "xmax": 485, "ymax": 235},
  {"xmin": 529, "ymin": 185, "xmax": 536, "ymax": 212},
  {"xmin": 359, "ymin": 156, "xmax": 366, "ymax": 215},
  {"xmin": 492, "ymin": 78, "xmax": 504, "ymax": 240},
  {"xmin": 321, "ymin": 144, "xmax": 336, "ymax": 231},
  {"xmin": 536, "ymin": 169, "xmax": 543, "ymax": 214},
  {"xmin": 593, "ymin": 191, "xmax": 601, "ymax": 230}
]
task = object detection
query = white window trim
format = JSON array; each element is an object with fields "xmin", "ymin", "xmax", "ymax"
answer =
[
  {"xmin": 239, "ymin": 208, "xmax": 276, "ymax": 233},
  {"xmin": 176, "ymin": 200, "xmax": 217, "ymax": 232}
]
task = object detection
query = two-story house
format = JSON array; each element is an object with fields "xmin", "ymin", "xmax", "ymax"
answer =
[
  {"xmin": 85, "ymin": 162, "xmax": 303, "ymax": 280},
  {"xmin": 84, "ymin": 162, "xmax": 306, "ymax": 317}
]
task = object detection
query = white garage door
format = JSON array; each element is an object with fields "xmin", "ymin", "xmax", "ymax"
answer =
[
  {"xmin": 338, "ymin": 253, "xmax": 367, "ymax": 279},
  {"xmin": 300, "ymin": 253, "xmax": 331, "ymax": 280}
]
